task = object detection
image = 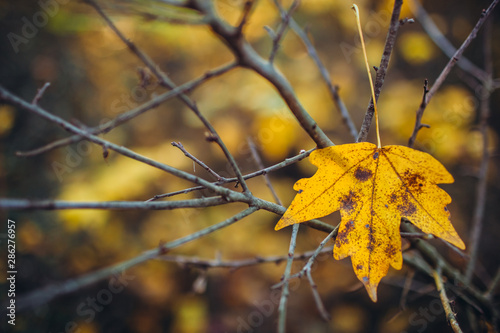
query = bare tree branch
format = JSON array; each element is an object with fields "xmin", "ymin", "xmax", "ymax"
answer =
[
  {"xmin": 85, "ymin": 0, "xmax": 253, "ymax": 194},
  {"xmin": 409, "ymin": 0, "xmax": 498, "ymax": 146},
  {"xmin": 465, "ymin": 19, "xmax": 494, "ymax": 283},
  {"xmin": 15, "ymin": 206, "xmax": 258, "ymax": 311},
  {"xmin": 0, "ymin": 197, "xmax": 228, "ymax": 210},
  {"xmin": 272, "ymin": 1, "xmax": 358, "ymax": 140},
  {"xmin": 269, "ymin": 0, "xmax": 299, "ymax": 64},
  {"xmin": 408, "ymin": 79, "xmax": 430, "ymax": 148},
  {"xmin": 306, "ymin": 269, "xmax": 330, "ymax": 321},
  {"xmin": 277, "ymin": 224, "xmax": 300, "ymax": 333},
  {"xmin": 189, "ymin": 0, "xmax": 334, "ymax": 148},
  {"xmin": 357, "ymin": 0, "xmax": 403, "ymax": 143},
  {"xmin": 408, "ymin": 0, "xmax": 487, "ymax": 82},
  {"xmin": 16, "ymin": 62, "xmax": 237, "ymax": 157},
  {"xmin": 433, "ymin": 266, "xmax": 464, "ymax": 333},
  {"xmin": 172, "ymin": 141, "xmax": 223, "ymax": 181},
  {"xmin": 146, "ymin": 148, "xmax": 314, "ymax": 201},
  {"xmin": 158, "ymin": 247, "xmax": 334, "ymax": 270}
]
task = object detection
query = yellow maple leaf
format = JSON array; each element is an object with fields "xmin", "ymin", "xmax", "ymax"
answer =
[{"xmin": 275, "ymin": 142, "xmax": 465, "ymax": 302}]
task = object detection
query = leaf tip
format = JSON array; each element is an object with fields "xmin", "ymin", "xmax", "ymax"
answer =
[
  {"xmin": 366, "ymin": 284, "xmax": 378, "ymax": 302},
  {"xmin": 275, "ymin": 216, "xmax": 292, "ymax": 231},
  {"xmin": 453, "ymin": 238, "xmax": 466, "ymax": 250}
]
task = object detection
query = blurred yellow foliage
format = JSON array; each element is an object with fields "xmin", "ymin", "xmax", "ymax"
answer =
[
  {"xmin": 0, "ymin": 105, "xmax": 15, "ymax": 137},
  {"xmin": 253, "ymin": 114, "xmax": 297, "ymax": 161},
  {"xmin": 399, "ymin": 32, "xmax": 436, "ymax": 64},
  {"xmin": 330, "ymin": 305, "xmax": 367, "ymax": 333},
  {"xmin": 172, "ymin": 296, "xmax": 209, "ymax": 333},
  {"xmin": 57, "ymin": 142, "xmax": 187, "ymax": 231},
  {"xmin": 17, "ymin": 220, "xmax": 44, "ymax": 253}
]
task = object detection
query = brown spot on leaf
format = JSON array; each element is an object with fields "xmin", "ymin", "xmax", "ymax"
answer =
[
  {"xmin": 354, "ymin": 167, "xmax": 373, "ymax": 182},
  {"xmin": 356, "ymin": 264, "xmax": 363, "ymax": 270},
  {"xmin": 366, "ymin": 226, "xmax": 375, "ymax": 251},
  {"xmin": 403, "ymin": 172, "xmax": 425, "ymax": 193},
  {"xmin": 385, "ymin": 244, "xmax": 397, "ymax": 258},
  {"xmin": 336, "ymin": 220, "xmax": 354, "ymax": 245},
  {"xmin": 340, "ymin": 191, "xmax": 359, "ymax": 213},
  {"xmin": 398, "ymin": 202, "xmax": 417, "ymax": 216}
]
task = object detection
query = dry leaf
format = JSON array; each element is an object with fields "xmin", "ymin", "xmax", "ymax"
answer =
[{"xmin": 275, "ymin": 142, "xmax": 465, "ymax": 301}]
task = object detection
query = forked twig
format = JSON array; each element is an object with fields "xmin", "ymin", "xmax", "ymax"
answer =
[
  {"xmin": 31, "ymin": 82, "xmax": 51, "ymax": 105},
  {"xmin": 247, "ymin": 137, "xmax": 282, "ymax": 205},
  {"xmin": 172, "ymin": 141, "xmax": 223, "ymax": 181},
  {"xmin": 269, "ymin": 0, "xmax": 300, "ymax": 64},
  {"xmin": 145, "ymin": 148, "xmax": 314, "ymax": 202},
  {"xmin": 411, "ymin": 0, "xmax": 498, "ymax": 136},
  {"xmin": 408, "ymin": 79, "xmax": 430, "ymax": 148},
  {"xmin": 433, "ymin": 266, "xmax": 464, "ymax": 333}
]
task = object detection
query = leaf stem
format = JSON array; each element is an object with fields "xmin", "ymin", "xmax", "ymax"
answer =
[{"xmin": 352, "ymin": 4, "xmax": 381, "ymax": 148}]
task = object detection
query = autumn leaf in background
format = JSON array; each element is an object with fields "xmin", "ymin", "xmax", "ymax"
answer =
[{"xmin": 275, "ymin": 142, "xmax": 465, "ymax": 302}]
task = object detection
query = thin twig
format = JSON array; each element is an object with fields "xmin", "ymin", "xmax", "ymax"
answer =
[
  {"xmin": 411, "ymin": 0, "xmax": 498, "ymax": 129},
  {"xmin": 273, "ymin": 227, "xmax": 338, "ymax": 289},
  {"xmin": 146, "ymin": 148, "xmax": 315, "ymax": 201},
  {"xmin": 1, "ymin": 89, "xmax": 336, "ymax": 235},
  {"xmin": 16, "ymin": 62, "xmax": 237, "ymax": 157},
  {"xmin": 485, "ymin": 267, "xmax": 500, "ymax": 299},
  {"xmin": 357, "ymin": 0, "xmax": 403, "ymax": 143},
  {"xmin": 269, "ymin": 0, "xmax": 299, "ymax": 64},
  {"xmin": 0, "ymin": 197, "xmax": 227, "ymax": 210},
  {"xmin": 15, "ymin": 206, "xmax": 258, "ymax": 311},
  {"xmin": 273, "ymin": 3, "xmax": 357, "ymax": 140},
  {"xmin": 236, "ymin": 0, "xmax": 255, "ymax": 34},
  {"xmin": 306, "ymin": 269, "xmax": 330, "ymax": 321},
  {"xmin": 247, "ymin": 137, "xmax": 282, "ymax": 205},
  {"xmin": 190, "ymin": 0, "xmax": 333, "ymax": 148},
  {"xmin": 0, "ymin": 86, "xmax": 237, "ymax": 199},
  {"xmin": 408, "ymin": 79, "xmax": 430, "ymax": 147},
  {"xmin": 399, "ymin": 269, "xmax": 416, "ymax": 310},
  {"xmin": 465, "ymin": 18, "xmax": 493, "ymax": 283},
  {"xmin": 277, "ymin": 224, "xmax": 300, "ymax": 333},
  {"xmin": 402, "ymin": 224, "xmax": 491, "ymax": 310},
  {"xmin": 400, "ymin": 231, "xmax": 433, "ymax": 240},
  {"xmin": 172, "ymin": 141, "xmax": 222, "ymax": 181},
  {"xmin": 155, "ymin": 0, "xmax": 189, "ymax": 6},
  {"xmin": 31, "ymin": 82, "xmax": 51, "ymax": 105},
  {"xmin": 433, "ymin": 266, "xmax": 464, "ymax": 333},
  {"xmin": 85, "ymin": 0, "xmax": 252, "ymax": 194},
  {"xmin": 408, "ymin": 0, "xmax": 487, "ymax": 82},
  {"xmin": 158, "ymin": 247, "xmax": 334, "ymax": 270}
]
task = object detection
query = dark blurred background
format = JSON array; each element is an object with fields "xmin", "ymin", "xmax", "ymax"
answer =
[{"xmin": 1, "ymin": 0, "xmax": 499, "ymax": 332}]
